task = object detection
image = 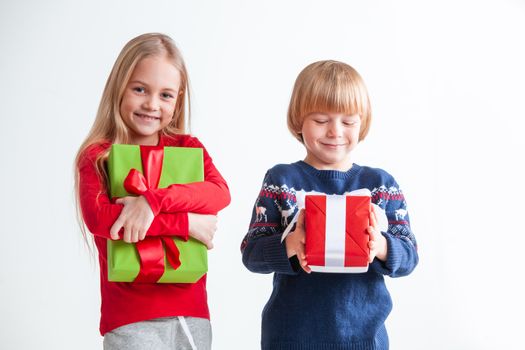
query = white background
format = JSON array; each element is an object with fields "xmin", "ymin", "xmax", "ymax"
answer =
[{"xmin": 1, "ymin": 1, "xmax": 524, "ymax": 349}]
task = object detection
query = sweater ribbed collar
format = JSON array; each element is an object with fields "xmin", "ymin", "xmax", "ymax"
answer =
[{"xmin": 295, "ymin": 161, "xmax": 361, "ymax": 180}]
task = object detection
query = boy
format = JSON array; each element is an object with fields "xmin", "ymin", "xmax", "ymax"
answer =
[{"xmin": 241, "ymin": 60, "xmax": 418, "ymax": 349}]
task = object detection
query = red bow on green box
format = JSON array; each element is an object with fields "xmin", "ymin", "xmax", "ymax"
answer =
[{"xmin": 107, "ymin": 144, "xmax": 207, "ymax": 283}]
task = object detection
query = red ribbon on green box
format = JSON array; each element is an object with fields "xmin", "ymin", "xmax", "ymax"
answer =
[{"xmin": 107, "ymin": 144, "xmax": 207, "ymax": 283}]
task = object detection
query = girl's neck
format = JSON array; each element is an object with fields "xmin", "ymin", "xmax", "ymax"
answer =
[{"xmin": 129, "ymin": 132, "xmax": 161, "ymax": 146}]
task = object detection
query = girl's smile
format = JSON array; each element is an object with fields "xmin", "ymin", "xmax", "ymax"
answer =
[{"xmin": 133, "ymin": 112, "xmax": 161, "ymax": 122}]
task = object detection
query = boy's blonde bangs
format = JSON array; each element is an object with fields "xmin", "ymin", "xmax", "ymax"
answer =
[{"xmin": 288, "ymin": 60, "xmax": 371, "ymax": 142}]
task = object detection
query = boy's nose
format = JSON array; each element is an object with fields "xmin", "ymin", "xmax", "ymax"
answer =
[{"xmin": 327, "ymin": 121, "xmax": 343, "ymax": 137}]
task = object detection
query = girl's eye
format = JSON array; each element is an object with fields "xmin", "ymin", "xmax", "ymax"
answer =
[
  {"xmin": 161, "ymin": 92, "xmax": 174, "ymax": 99},
  {"xmin": 133, "ymin": 87, "xmax": 145, "ymax": 93},
  {"xmin": 314, "ymin": 120, "xmax": 328, "ymax": 124},
  {"xmin": 343, "ymin": 121, "xmax": 357, "ymax": 126}
]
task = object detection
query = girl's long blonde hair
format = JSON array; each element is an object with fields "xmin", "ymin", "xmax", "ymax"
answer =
[{"xmin": 74, "ymin": 33, "xmax": 191, "ymax": 249}]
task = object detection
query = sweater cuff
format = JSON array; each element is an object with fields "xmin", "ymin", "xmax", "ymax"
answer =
[
  {"xmin": 142, "ymin": 190, "xmax": 161, "ymax": 216},
  {"xmin": 376, "ymin": 232, "xmax": 404, "ymax": 275},
  {"xmin": 370, "ymin": 232, "xmax": 403, "ymax": 276},
  {"xmin": 384, "ymin": 232, "xmax": 404, "ymax": 272},
  {"xmin": 263, "ymin": 234, "xmax": 296, "ymax": 275},
  {"xmin": 178, "ymin": 213, "xmax": 190, "ymax": 241}
]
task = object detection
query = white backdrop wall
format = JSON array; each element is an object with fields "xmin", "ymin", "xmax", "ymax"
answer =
[{"xmin": 1, "ymin": 1, "xmax": 524, "ymax": 349}]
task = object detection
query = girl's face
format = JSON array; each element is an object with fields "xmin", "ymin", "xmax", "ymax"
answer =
[
  {"xmin": 120, "ymin": 55, "xmax": 181, "ymax": 145},
  {"xmin": 301, "ymin": 112, "xmax": 361, "ymax": 171}
]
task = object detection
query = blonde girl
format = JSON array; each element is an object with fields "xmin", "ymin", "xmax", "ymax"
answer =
[{"xmin": 75, "ymin": 33, "xmax": 230, "ymax": 350}]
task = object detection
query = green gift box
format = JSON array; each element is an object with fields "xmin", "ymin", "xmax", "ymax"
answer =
[{"xmin": 107, "ymin": 144, "xmax": 207, "ymax": 283}]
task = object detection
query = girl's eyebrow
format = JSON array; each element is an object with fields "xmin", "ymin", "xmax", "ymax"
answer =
[
  {"xmin": 129, "ymin": 80, "xmax": 178, "ymax": 93},
  {"xmin": 129, "ymin": 79, "xmax": 148, "ymax": 86}
]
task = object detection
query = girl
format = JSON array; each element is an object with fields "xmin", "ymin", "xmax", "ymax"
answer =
[
  {"xmin": 75, "ymin": 33, "xmax": 230, "ymax": 349},
  {"xmin": 241, "ymin": 60, "xmax": 418, "ymax": 349}
]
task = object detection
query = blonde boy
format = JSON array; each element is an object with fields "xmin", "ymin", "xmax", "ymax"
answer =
[{"xmin": 241, "ymin": 60, "xmax": 418, "ymax": 350}]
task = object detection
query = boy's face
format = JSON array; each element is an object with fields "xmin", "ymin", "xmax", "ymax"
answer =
[{"xmin": 301, "ymin": 112, "xmax": 361, "ymax": 171}]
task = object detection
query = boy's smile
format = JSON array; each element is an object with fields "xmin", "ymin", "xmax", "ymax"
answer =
[{"xmin": 301, "ymin": 112, "xmax": 361, "ymax": 171}]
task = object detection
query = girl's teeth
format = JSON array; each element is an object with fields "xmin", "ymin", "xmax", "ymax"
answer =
[{"xmin": 138, "ymin": 114, "xmax": 157, "ymax": 120}]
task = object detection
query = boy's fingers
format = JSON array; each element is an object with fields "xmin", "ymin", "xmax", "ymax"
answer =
[
  {"xmin": 302, "ymin": 261, "xmax": 311, "ymax": 273},
  {"xmin": 367, "ymin": 226, "xmax": 376, "ymax": 240},
  {"xmin": 371, "ymin": 212, "xmax": 378, "ymax": 227},
  {"xmin": 296, "ymin": 209, "xmax": 305, "ymax": 229}
]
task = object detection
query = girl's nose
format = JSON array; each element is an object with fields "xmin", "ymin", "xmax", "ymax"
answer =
[{"xmin": 143, "ymin": 95, "xmax": 160, "ymax": 111}]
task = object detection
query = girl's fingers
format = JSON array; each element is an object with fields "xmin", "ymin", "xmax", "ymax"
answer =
[
  {"xmin": 115, "ymin": 197, "xmax": 130, "ymax": 205},
  {"xmin": 110, "ymin": 217, "xmax": 124, "ymax": 240}
]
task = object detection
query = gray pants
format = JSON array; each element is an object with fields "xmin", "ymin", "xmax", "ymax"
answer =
[{"xmin": 103, "ymin": 316, "xmax": 212, "ymax": 350}]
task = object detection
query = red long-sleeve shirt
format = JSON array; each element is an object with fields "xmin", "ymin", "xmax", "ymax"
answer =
[{"xmin": 78, "ymin": 133, "xmax": 230, "ymax": 335}]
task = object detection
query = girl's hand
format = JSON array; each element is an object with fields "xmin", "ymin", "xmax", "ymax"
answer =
[
  {"xmin": 285, "ymin": 209, "xmax": 311, "ymax": 273},
  {"xmin": 110, "ymin": 196, "xmax": 154, "ymax": 243},
  {"xmin": 368, "ymin": 205, "xmax": 388, "ymax": 262},
  {"xmin": 188, "ymin": 213, "xmax": 217, "ymax": 250}
]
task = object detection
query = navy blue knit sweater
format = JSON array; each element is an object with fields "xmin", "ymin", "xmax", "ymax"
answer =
[{"xmin": 241, "ymin": 161, "xmax": 418, "ymax": 350}]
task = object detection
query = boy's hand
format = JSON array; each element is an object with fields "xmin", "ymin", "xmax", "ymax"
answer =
[
  {"xmin": 285, "ymin": 209, "xmax": 311, "ymax": 273},
  {"xmin": 188, "ymin": 213, "xmax": 217, "ymax": 250},
  {"xmin": 368, "ymin": 205, "xmax": 388, "ymax": 262},
  {"xmin": 110, "ymin": 196, "xmax": 154, "ymax": 243}
]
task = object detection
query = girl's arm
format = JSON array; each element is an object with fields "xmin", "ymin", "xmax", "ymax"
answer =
[
  {"xmin": 240, "ymin": 171, "xmax": 298, "ymax": 275},
  {"xmin": 141, "ymin": 138, "xmax": 231, "ymax": 215},
  {"xmin": 78, "ymin": 147, "xmax": 190, "ymax": 240},
  {"xmin": 369, "ymin": 180, "xmax": 419, "ymax": 277}
]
